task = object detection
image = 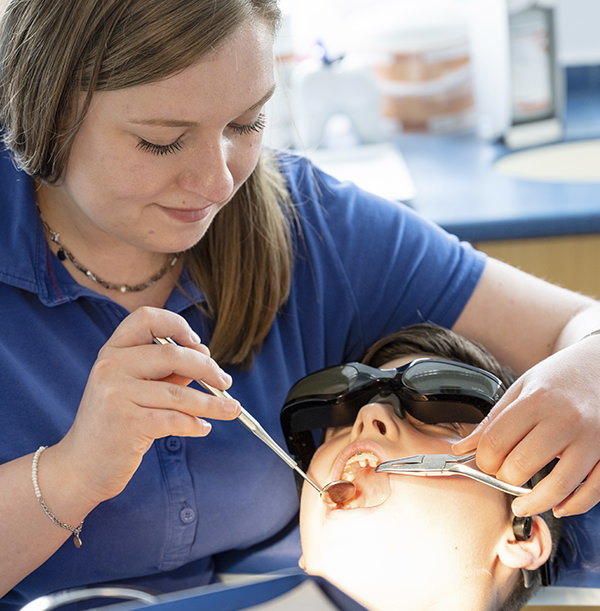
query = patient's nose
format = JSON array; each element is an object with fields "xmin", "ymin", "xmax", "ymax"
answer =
[{"xmin": 350, "ymin": 402, "xmax": 399, "ymax": 442}]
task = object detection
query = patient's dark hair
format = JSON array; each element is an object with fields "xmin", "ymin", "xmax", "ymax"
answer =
[
  {"xmin": 362, "ymin": 322, "xmax": 515, "ymax": 386},
  {"xmin": 361, "ymin": 322, "xmax": 561, "ymax": 611}
]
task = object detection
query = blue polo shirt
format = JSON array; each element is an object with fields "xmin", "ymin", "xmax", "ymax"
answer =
[{"xmin": 0, "ymin": 149, "xmax": 485, "ymax": 608}]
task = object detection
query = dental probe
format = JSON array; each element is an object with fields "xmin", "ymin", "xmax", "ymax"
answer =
[{"xmin": 153, "ymin": 336, "xmax": 323, "ymax": 494}]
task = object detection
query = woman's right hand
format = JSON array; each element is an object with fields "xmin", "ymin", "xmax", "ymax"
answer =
[{"xmin": 53, "ymin": 306, "xmax": 240, "ymax": 507}]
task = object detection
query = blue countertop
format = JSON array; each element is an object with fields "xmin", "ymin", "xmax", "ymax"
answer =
[{"xmin": 398, "ymin": 90, "xmax": 600, "ymax": 242}]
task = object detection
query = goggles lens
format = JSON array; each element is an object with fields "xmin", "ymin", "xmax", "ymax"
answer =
[
  {"xmin": 402, "ymin": 359, "xmax": 502, "ymax": 398},
  {"xmin": 285, "ymin": 363, "xmax": 384, "ymax": 402},
  {"xmin": 281, "ymin": 358, "xmax": 504, "ymax": 472}
]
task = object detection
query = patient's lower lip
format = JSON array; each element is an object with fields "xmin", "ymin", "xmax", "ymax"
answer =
[{"xmin": 161, "ymin": 205, "xmax": 214, "ymax": 223}]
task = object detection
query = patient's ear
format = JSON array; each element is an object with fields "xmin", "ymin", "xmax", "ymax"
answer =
[{"xmin": 498, "ymin": 515, "xmax": 552, "ymax": 570}]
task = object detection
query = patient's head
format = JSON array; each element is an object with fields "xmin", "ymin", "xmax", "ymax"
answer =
[{"xmin": 295, "ymin": 324, "xmax": 556, "ymax": 611}]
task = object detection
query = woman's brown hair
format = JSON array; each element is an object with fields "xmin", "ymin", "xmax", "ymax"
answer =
[{"xmin": 0, "ymin": 0, "xmax": 295, "ymax": 367}]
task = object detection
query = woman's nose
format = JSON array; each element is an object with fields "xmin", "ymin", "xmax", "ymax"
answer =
[
  {"xmin": 178, "ymin": 138, "xmax": 234, "ymax": 204},
  {"xmin": 350, "ymin": 402, "xmax": 400, "ymax": 442}
]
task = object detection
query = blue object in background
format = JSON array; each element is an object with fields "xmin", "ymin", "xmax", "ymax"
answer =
[
  {"xmin": 556, "ymin": 504, "xmax": 600, "ymax": 588},
  {"xmin": 63, "ymin": 570, "xmax": 368, "ymax": 611}
]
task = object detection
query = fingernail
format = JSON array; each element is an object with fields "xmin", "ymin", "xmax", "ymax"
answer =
[
  {"xmin": 190, "ymin": 331, "xmax": 202, "ymax": 344},
  {"xmin": 220, "ymin": 371, "xmax": 232, "ymax": 386},
  {"xmin": 222, "ymin": 399, "xmax": 240, "ymax": 417},
  {"xmin": 197, "ymin": 418, "xmax": 212, "ymax": 435},
  {"xmin": 453, "ymin": 436, "xmax": 470, "ymax": 447},
  {"xmin": 512, "ymin": 502, "xmax": 527, "ymax": 517},
  {"xmin": 553, "ymin": 507, "xmax": 565, "ymax": 518}
]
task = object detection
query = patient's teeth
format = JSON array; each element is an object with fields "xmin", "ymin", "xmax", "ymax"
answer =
[
  {"xmin": 333, "ymin": 452, "xmax": 389, "ymax": 510},
  {"xmin": 342, "ymin": 452, "xmax": 379, "ymax": 479}
]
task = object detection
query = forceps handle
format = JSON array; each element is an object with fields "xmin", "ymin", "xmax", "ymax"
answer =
[
  {"xmin": 153, "ymin": 336, "xmax": 322, "ymax": 493},
  {"xmin": 449, "ymin": 464, "xmax": 531, "ymax": 497}
]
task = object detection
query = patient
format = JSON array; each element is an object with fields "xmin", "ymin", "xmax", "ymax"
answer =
[{"xmin": 282, "ymin": 324, "xmax": 560, "ymax": 611}]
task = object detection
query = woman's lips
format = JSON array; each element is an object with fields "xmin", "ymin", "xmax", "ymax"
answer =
[{"xmin": 160, "ymin": 205, "xmax": 215, "ymax": 223}]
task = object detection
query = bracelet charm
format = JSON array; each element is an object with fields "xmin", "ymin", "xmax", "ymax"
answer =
[{"xmin": 32, "ymin": 446, "xmax": 84, "ymax": 548}]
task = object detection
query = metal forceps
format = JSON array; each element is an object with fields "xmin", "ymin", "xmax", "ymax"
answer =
[{"xmin": 375, "ymin": 452, "xmax": 531, "ymax": 497}]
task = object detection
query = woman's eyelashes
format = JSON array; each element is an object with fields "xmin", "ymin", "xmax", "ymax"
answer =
[
  {"xmin": 136, "ymin": 113, "xmax": 267, "ymax": 156},
  {"xmin": 136, "ymin": 136, "xmax": 184, "ymax": 156},
  {"xmin": 229, "ymin": 112, "xmax": 266, "ymax": 136}
]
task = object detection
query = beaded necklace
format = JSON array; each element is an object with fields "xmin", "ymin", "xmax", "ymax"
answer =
[{"xmin": 38, "ymin": 210, "xmax": 181, "ymax": 293}]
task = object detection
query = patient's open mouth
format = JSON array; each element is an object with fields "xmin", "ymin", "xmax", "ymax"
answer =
[{"xmin": 331, "ymin": 451, "xmax": 391, "ymax": 509}]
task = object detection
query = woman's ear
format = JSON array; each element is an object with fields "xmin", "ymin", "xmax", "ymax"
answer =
[{"xmin": 498, "ymin": 515, "xmax": 552, "ymax": 571}]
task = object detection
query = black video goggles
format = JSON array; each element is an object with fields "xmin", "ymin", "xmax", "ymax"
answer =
[{"xmin": 280, "ymin": 358, "xmax": 505, "ymax": 473}]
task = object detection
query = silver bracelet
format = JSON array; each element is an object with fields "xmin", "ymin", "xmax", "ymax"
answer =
[{"xmin": 32, "ymin": 446, "xmax": 84, "ymax": 548}]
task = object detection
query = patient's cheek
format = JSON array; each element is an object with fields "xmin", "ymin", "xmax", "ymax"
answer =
[
  {"xmin": 309, "ymin": 437, "xmax": 343, "ymax": 477},
  {"xmin": 323, "ymin": 426, "xmax": 351, "ymax": 443}
]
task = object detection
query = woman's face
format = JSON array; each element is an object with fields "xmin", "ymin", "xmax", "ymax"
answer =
[
  {"xmin": 299, "ymin": 356, "xmax": 513, "ymax": 611},
  {"xmin": 42, "ymin": 18, "xmax": 275, "ymax": 256}
]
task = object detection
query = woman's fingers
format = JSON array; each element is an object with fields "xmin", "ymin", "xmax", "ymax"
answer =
[
  {"xmin": 552, "ymin": 461, "xmax": 600, "ymax": 516},
  {"xmin": 61, "ymin": 308, "xmax": 240, "ymax": 505},
  {"xmin": 466, "ymin": 386, "xmax": 541, "ymax": 477},
  {"xmin": 451, "ymin": 339, "xmax": 600, "ymax": 517},
  {"xmin": 129, "ymin": 378, "xmax": 240, "ymax": 423},
  {"xmin": 488, "ymin": 412, "xmax": 567, "ymax": 485},
  {"xmin": 511, "ymin": 446, "xmax": 600, "ymax": 517},
  {"xmin": 452, "ymin": 379, "xmax": 525, "ymax": 459},
  {"xmin": 98, "ymin": 308, "xmax": 232, "ymax": 392},
  {"xmin": 87, "ymin": 340, "xmax": 240, "ymax": 437},
  {"xmin": 128, "ymin": 341, "xmax": 232, "ymax": 390},
  {"xmin": 453, "ymin": 368, "xmax": 600, "ymax": 516},
  {"xmin": 106, "ymin": 306, "xmax": 209, "ymax": 354}
]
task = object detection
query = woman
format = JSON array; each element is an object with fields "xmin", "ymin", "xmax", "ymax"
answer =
[{"xmin": 0, "ymin": 0, "xmax": 599, "ymax": 607}]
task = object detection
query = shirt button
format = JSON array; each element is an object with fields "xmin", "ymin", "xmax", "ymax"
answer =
[
  {"xmin": 165, "ymin": 436, "xmax": 182, "ymax": 452},
  {"xmin": 179, "ymin": 506, "xmax": 196, "ymax": 524}
]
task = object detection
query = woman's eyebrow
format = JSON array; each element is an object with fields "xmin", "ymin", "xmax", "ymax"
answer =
[
  {"xmin": 247, "ymin": 83, "xmax": 276, "ymax": 111},
  {"xmin": 129, "ymin": 84, "xmax": 277, "ymax": 128},
  {"xmin": 129, "ymin": 118, "xmax": 196, "ymax": 127}
]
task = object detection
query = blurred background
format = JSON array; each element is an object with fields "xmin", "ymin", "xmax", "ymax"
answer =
[
  {"xmin": 260, "ymin": 0, "xmax": 600, "ymax": 350},
  {"xmin": 264, "ymin": 0, "xmax": 598, "ymax": 150}
]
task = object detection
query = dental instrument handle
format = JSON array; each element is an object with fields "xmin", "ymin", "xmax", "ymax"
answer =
[
  {"xmin": 198, "ymin": 379, "xmax": 322, "ymax": 494},
  {"xmin": 153, "ymin": 337, "xmax": 322, "ymax": 493},
  {"xmin": 450, "ymin": 464, "xmax": 531, "ymax": 496}
]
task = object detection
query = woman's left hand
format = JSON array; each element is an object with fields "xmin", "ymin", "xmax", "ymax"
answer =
[{"xmin": 452, "ymin": 336, "xmax": 600, "ymax": 517}]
